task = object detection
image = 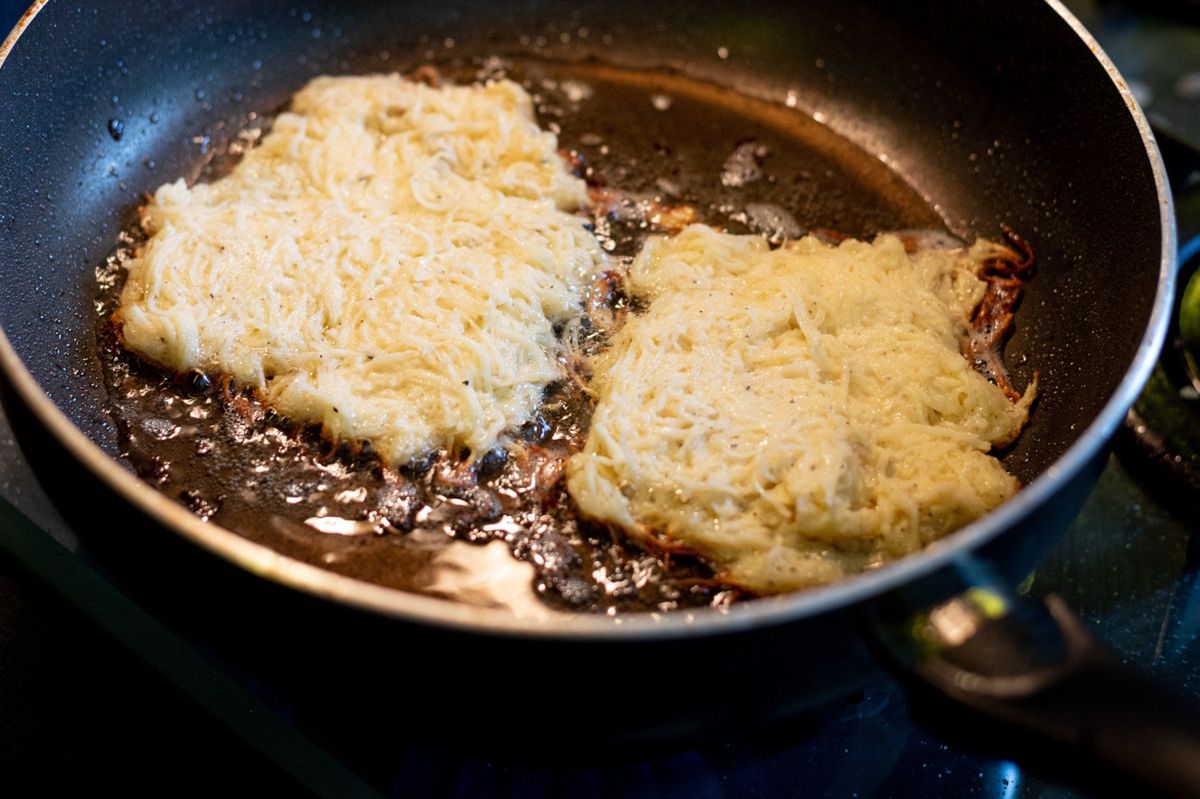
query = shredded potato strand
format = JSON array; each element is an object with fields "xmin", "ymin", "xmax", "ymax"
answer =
[
  {"xmin": 567, "ymin": 226, "xmax": 1035, "ymax": 593},
  {"xmin": 119, "ymin": 76, "xmax": 601, "ymax": 463}
]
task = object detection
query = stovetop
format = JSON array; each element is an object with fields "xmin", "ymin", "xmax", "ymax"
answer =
[{"xmin": 0, "ymin": 1, "xmax": 1197, "ymax": 796}]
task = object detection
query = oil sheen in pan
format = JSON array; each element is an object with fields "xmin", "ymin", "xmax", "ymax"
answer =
[{"xmin": 94, "ymin": 58, "xmax": 947, "ymax": 616}]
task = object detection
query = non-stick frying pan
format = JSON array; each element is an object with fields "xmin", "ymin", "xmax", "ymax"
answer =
[{"xmin": 0, "ymin": 0, "xmax": 1194, "ymax": 795}]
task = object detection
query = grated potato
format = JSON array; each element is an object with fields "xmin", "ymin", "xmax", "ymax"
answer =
[
  {"xmin": 119, "ymin": 75, "xmax": 601, "ymax": 464},
  {"xmin": 567, "ymin": 225, "xmax": 1034, "ymax": 593}
]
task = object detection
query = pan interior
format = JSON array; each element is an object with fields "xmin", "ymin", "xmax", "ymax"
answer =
[{"xmin": 92, "ymin": 59, "xmax": 958, "ymax": 614}]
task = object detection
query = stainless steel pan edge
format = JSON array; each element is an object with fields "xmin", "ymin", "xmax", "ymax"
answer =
[{"xmin": 0, "ymin": 0, "xmax": 1177, "ymax": 641}]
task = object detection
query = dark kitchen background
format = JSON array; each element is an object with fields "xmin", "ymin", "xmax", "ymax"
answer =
[{"xmin": 0, "ymin": 1, "xmax": 1197, "ymax": 796}]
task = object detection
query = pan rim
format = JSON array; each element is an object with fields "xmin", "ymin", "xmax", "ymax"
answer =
[{"xmin": 0, "ymin": 0, "xmax": 1178, "ymax": 641}]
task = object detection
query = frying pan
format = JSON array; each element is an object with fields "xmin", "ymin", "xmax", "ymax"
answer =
[{"xmin": 0, "ymin": 0, "xmax": 1195, "ymax": 794}]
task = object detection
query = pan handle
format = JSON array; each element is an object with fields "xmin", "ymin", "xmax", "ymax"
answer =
[{"xmin": 872, "ymin": 559, "xmax": 1200, "ymax": 799}]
